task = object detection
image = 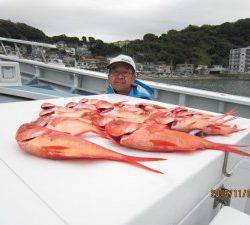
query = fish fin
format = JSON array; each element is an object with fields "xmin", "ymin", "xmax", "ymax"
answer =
[
  {"xmin": 42, "ymin": 146, "xmax": 69, "ymax": 150},
  {"xmin": 217, "ymin": 108, "xmax": 238, "ymax": 120},
  {"xmin": 224, "ymin": 108, "xmax": 238, "ymax": 116},
  {"xmin": 151, "ymin": 140, "xmax": 177, "ymax": 147},
  {"xmin": 124, "ymin": 158, "xmax": 164, "ymax": 174},
  {"xmin": 41, "ymin": 146, "xmax": 70, "ymax": 158},
  {"xmin": 226, "ymin": 143, "xmax": 249, "ymax": 147},
  {"xmin": 128, "ymin": 156, "xmax": 167, "ymax": 162},
  {"xmin": 231, "ymin": 125, "xmax": 246, "ymax": 132},
  {"xmin": 216, "ymin": 117, "xmax": 237, "ymax": 125},
  {"xmin": 236, "ymin": 128, "xmax": 246, "ymax": 132},
  {"xmin": 211, "ymin": 144, "xmax": 250, "ymax": 156}
]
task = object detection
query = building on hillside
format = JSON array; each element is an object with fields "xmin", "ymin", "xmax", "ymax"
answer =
[
  {"xmin": 56, "ymin": 41, "xmax": 67, "ymax": 48},
  {"xmin": 113, "ymin": 40, "xmax": 130, "ymax": 48},
  {"xmin": 63, "ymin": 56, "xmax": 76, "ymax": 67},
  {"xmin": 76, "ymin": 44, "xmax": 92, "ymax": 57},
  {"xmin": 155, "ymin": 64, "xmax": 172, "ymax": 74},
  {"xmin": 0, "ymin": 45, "xmax": 13, "ymax": 55},
  {"xmin": 195, "ymin": 65, "xmax": 210, "ymax": 75},
  {"xmin": 229, "ymin": 46, "xmax": 250, "ymax": 74},
  {"xmin": 135, "ymin": 63, "xmax": 144, "ymax": 72},
  {"xmin": 209, "ymin": 65, "xmax": 227, "ymax": 74},
  {"xmin": 65, "ymin": 47, "xmax": 76, "ymax": 57},
  {"xmin": 175, "ymin": 64, "xmax": 194, "ymax": 75}
]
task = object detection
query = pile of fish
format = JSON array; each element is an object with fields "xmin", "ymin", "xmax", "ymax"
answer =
[{"xmin": 16, "ymin": 98, "xmax": 249, "ymax": 174}]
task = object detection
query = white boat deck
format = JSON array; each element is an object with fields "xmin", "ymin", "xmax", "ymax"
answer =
[{"xmin": 1, "ymin": 94, "xmax": 250, "ymax": 225}]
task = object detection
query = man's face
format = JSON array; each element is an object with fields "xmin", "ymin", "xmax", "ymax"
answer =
[{"xmin": 108, "ymin": 63, "xmax": 135, "ymax": 93}]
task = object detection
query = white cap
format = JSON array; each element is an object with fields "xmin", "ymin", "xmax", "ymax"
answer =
[{"xmin": 107, "ymin": 54, "xmax": 136, "ymax": 72}]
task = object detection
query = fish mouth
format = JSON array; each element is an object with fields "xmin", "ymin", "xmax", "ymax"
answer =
[
  {"xmin": 20, "ymin": 137, "xmax": 36, "ymax": 143},
  {"xmin": 39, "ymin": 109, "xmax": 55, "ymax": 117},
  {"xmin": 99, "ymin": 107, "xmax": 114, "ymax": 113},
  {"xmin": 100, "ymin": 108, "xmax": 114, "ymax": 114}
]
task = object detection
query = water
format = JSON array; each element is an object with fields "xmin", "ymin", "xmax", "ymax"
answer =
[{"xmin": 153, "ymin": 79, "xmax": 250, "ymax": 98}]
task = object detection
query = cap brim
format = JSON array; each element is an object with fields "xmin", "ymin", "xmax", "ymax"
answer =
[{"xmin": 107, "ymin": 62, "xmax": 135, "ymax": 72}]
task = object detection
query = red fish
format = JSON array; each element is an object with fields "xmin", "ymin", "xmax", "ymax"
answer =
[{"xmin": 16, "ymin": 123, "xmax": 166, "ymax": 174}]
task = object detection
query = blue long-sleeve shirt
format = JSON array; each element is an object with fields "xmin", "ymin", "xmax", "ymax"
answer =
[{"xmin": 107, "ymin": 79, "xmax": 154, "ymax": 100}]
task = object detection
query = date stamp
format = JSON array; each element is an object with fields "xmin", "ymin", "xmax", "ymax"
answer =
[{"xmin": 211, "ymin": 189, "xmax": 250, "ymax": 198}]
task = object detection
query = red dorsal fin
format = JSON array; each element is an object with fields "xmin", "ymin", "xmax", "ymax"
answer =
[
  {"xmin": 151, "ymin": 140, "xmax": 177, "ymax": 147},
  {"xmin": 43, "ymin": 146, "xmax": 69, "ymax": 150}
]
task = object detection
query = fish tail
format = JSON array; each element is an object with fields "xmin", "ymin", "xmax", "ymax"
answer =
[
  {"xmin": 214, "ymin": 108, "xmax": 237, "ymax": 122},
  {"xmin": 224, "ymin": 108, "xmax": 238, "ymax": 117},
  {"xmin": 124, "ymin": 156, "xmax": 164, "ymax": 174},
  {"xmin": 234, "ymin": 127, "xmax": 246, "ymax": 133},
  {"xmin": 211, "ymin": 143, "xmax": 250, "ymax": 156},
  {"xmin": 216, "ymin": 116, "xmax": 237, "ymax": 125},
  {"xmin": 226, "ymin": 142, "xmax": 249, "ymax": 147},
  {"xmin": 127, "ymin": 156, "xmax": 167, "ymax": 162}
]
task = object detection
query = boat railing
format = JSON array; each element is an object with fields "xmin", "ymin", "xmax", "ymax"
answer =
[{"xmin": 0, "ymin": 54, "xmax": 250, "ymax": 118}]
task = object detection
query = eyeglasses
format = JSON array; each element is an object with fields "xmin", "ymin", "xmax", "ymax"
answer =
[{"xmin": 109, "ymin": 70, "xmax": 133, "ymax": 79}]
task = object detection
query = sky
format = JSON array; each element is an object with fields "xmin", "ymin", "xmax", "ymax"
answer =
[{"xmin": 0, "ymin": 0, "xmax": 250, "ymax": 42}]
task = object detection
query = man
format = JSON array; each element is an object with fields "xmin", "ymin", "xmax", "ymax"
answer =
[{"xmin": 107, "ymin": 54, "xmax": 154, "ymax": 99}]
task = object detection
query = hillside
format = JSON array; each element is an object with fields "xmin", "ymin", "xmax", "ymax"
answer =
[
  {"xmin": 0, "ymin": 18, "xmax": 250, "ymax": 65},
  {"xmin": 125, "ymin": 18, "xmax": 250, "ymax": 65},
  {"xmin": 0, "ymin": 19, "xmax": 48, "ymax": 42}
]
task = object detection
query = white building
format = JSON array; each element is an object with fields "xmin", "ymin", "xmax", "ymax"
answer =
[
  {"xmin": 175, "ymin": 64, "xmax": 194, "ymax": 75},
  {"xmin": 56, "ymin": 41, "xmax": 67, "ymax": 48},
  {"xmin": 229, "ymin": 46, "xmax": 250, "ymax": 74},
  {"xmin": 76, "ymin": 44, "xmax": 91, "ymax": 57},
  {"xmin": 156, "ymin": 64, "xmax": 172, "ymax": 74},
  {"xmin": 135, "ymin": 63, "xmax": 144, "ymax": 72},
  {"xmin": 113, "ymin": 40, "xmax": 130, "ymax": 48},
  {"xmin": 195, "ymin": 65, "xmax": 210, "ymax": 75},
  {"xmin": 65, "ymin": 47, "xmax": 76, "ymax": 57},
  {"xmin": 209, "ymin": 65, "xmax": 227, "ymax": 74}
]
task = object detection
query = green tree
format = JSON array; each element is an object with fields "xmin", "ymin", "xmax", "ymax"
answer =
[
  {"xmin": 88, "ymin": 37, "xmax": 95, "ymax": 44},
  {"xmin": 143, "ymin": 33, "xmax": 158, "ymax": 42},
  {"xmin": 81, "ymin": 36, "xmax": 87, "ymax": 43}
]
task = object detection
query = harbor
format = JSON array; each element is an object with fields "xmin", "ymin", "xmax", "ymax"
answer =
[{"xmin": 147, "ymin": 77, "xmax": 250, "ymax": 98}]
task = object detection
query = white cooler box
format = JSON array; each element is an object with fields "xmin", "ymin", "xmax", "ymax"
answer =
[{"xmin": 1, "ymin": 94, "xmax": 250, "ymax": 225}]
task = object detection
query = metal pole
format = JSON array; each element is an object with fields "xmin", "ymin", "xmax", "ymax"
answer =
[
  {"xmin": 0, "ymin": 41, "xmax": 8, "ymax": 55},
  {"xmin": 222, "ymin": 152, "xmax": 232, "ymax": 177},
  {"xmin": 14, "ymin": 43, "xmax": 22, "ymax": 58},
  {"xmin": 40, "ymin": 47, "xmax": 47, "ymax": 63}
]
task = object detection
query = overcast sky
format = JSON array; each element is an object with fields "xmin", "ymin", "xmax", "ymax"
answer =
[{"xmin": 0, "ymin": 0, "xmax": 249, "ymax": 42}]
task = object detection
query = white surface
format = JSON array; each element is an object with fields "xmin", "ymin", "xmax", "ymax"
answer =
[
  {"xmin": 178, "ymin": 160, "xmax": 250, "ymax": 225},
  {"xmin": 0, "ymin": 160, "xmax": 65, "ymax": 225},
  {"xmin": 0, "ymin": 94, "xmax": 250, "ymax": 225},
  {"xmin": 209, "ymin": 206, "xmax": 250, "ymax": 225}
]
